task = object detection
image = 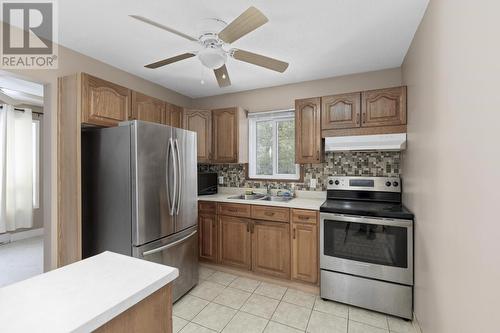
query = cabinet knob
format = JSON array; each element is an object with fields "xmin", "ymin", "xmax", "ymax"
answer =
[
  {"xmin": 293, "ymin": 228, "xmax": 296, "ymax": 239},
  {"xmin": 264, "ymin": 212, "xmax": 275, "ymax": 216}
]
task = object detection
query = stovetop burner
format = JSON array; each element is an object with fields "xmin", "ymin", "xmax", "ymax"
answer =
[
  {"xmin": 320, "ymin": 199, "xmax": 414, "ymax": 219},
  {"xmin": 321, "ymin": 176, "xmax": 414, "ymax": 220}
]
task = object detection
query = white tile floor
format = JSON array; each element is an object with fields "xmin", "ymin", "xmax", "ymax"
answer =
[
  {"xmin": 0, "ymin": 235, "xmax": 44, "ymax": 287},
  {"xmin": 173, "ymin": 266, "xmax": 417, "ymax": 333}
]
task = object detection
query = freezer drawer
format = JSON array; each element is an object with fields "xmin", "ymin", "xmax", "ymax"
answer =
[{"xmin": 133, "ymin": 226, "xmax": 199, "ymax": 301}]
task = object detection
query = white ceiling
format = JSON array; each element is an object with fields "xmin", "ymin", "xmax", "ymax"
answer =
[
  {"xmin": 0, "ymin": 74, "xmax": 44, "ymax": 106},
  {"xmin": 58, "ymin": 0, "xmax": 428, "ymax": 98}
]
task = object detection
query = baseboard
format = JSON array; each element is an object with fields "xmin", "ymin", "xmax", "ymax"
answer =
[
  {"xmin": 200, "ymin": 262, "xmax": 320, "ymax": 295},
  {"xmin": 0, "ymin": 233, "xmax": 10, "ymax": 244},
  {"xmin": 413, "ymin": 312, "xmax": 423, "ymax": 333},
  {"xmin": 1, "ymin": 228, "xmax": 44, "ymax": 243}
]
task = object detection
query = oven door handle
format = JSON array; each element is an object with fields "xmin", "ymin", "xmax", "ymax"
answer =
[
  {"xmin": 350, "ymin": 261, "xmax": 372, "ymax": 268},
  {"xmin": 320, "ymin": 213, "xmax": 412, "ymax": 228}
]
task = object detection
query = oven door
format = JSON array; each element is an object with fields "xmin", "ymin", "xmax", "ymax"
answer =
[{"xmin": 320, "ymin": 213, "xmax": 413, "ymax": 285}]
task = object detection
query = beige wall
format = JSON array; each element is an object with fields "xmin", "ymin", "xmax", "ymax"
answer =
[
  {"xmin": 5, "ymin": 39, "xmax": 192, "ymax": 271},
  {"xmin": 192, "ymin": 68, "xmax": 402, "ymax": 112},
  {"xmin": 4, "ymin": 36, "xmax": 402, "ymax": 271},
  {"xmin": 402, "ymin": 0, "xmax": 500, "ymax": 332}
]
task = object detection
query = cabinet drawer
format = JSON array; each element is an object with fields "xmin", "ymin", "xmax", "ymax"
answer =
[
  {"xmin": 218, "ymin": 203, "xmax": 251, "ymax": 218},
  {"xmin": 251, "ymin": 205, "xmax": 290, "ymax": 223},
  {"xmin": 199, "ymin": 201, "xmax": 216, "ymax": 214},
  {"xmin": 291, "ymin": 209, "xmax": 317, "ymax": 224}
]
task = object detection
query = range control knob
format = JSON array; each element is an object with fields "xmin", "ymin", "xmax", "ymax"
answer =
[
  {"xmin": 328, "ymin": 179, "xmax": 334, "ymax": 185},
  {"xmin": 385, "ymin": 181, "xmax": 392, "ymax": 187},
  {"xmin": 393, "ymin": 181, "xmax": 399, "ymax": 187},
  {"xmin": 334, "ymin": 180, "xmax": 340, "ymax": 185}
]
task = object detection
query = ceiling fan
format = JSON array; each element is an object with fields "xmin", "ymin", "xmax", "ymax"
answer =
[{"xmin": 130, "ymin": 6, "xmax": 289, "ymax": 88}]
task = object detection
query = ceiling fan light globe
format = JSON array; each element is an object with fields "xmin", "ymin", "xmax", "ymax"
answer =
[{"xmin": 198, "ymin": 48, "xmax": 227, "ymax": 70}]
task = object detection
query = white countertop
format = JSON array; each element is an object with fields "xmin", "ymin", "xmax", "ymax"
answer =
[
  {"xmin": 0, "ymin": 251, "xmax": 178, "ymax": 333},
  {"xmin": 199, "ymin": 188, "xmax": 326, "ymax": 211}
]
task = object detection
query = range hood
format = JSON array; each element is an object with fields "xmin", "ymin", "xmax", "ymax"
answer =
[{"xmin": 324, "ymin": 133, "xmax": 407, "ymax": 152}]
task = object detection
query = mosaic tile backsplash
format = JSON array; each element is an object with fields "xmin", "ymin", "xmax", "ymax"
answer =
[{"xmin": 198, "ymin": 151, "xmax": 402, "ymax": 192}]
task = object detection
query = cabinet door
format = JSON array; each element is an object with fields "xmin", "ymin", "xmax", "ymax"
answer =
[
  {"xmin": 212, "ymin": 108, "xmax": 238, "ymax": 163},
  {"xmin": 251, "ymin": 221, "xmax": 290, "ymax": 279},
  {"xmin": 81, "ymin": 73, "xmax": 130, "ymax": 126},
  {"xmin": 131, "ymin": 91, "xmax": 165, "ymax": 124},
  {"xmin": 218, "ymin": 215, "xmax": 251, "ymax": 270},
  {"xmin": 321, "ymin": 93, "xmax": 361, "ymax": 130},
  {"xmin": 291, "ymin": 222, "xmax": 318, "ymax": 284},
  {"xmin": 170, "ymin": 104, "xmax": 184, "ymax": 128},
  {"xmin": 184, "ymin": 110, "xmax": 212, "ymax": 163},
  {"xmin": 295, "ymin": 98, "xmax": 322, "ymax": 163},
  {"xmin": 199, "ymin": 213, "xmax": 217, "ymax": 263},
  {"xmin": 361, "ymin": 86, "xmax": 407, "ymax": 127}
]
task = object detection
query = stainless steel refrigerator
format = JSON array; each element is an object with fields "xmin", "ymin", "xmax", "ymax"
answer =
[{"xmin": 82, "ymin": 120, "xmax": 198, "ymax": 301}]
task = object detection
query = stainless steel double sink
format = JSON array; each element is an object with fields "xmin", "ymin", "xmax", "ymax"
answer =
[{"xmin": 227, "ymin": 193, "xmax": 293, "ymax": 202}]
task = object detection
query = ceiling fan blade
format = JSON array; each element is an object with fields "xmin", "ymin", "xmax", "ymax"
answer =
[
  {"xmin": 129, "ymin": 15, "xmax": 198, "ymax": 42},
  {"xmin": 145, "ymin": 53, "xmax": 196, "ymax": 69},
  {"xmin": 218, "ymin": 7, "xmax": 268, "ymax": 44},
  {"xmin": 214, "ymin": 65, "xmax": 231, "ymax": 87},
  {"xmin": 232, "ymin": 49, "xmax": 289, "ymax": 73}
]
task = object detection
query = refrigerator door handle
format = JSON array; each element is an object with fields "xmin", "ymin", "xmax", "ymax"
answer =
[
  {"xmin": 174, "ymin": 139, "xmax": 182, "ymax": 216},
  {"xmin": 142, "ymin": 230, "xmax": 197, "ymax": 256},
  {"xmin": 168, "ymin": 137, "xmax": 177, "ymax": 216}
]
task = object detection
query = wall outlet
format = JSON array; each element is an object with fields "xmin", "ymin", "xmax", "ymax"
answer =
[
  {"xmin": 310, "ymin": 178, "xmax": 317, "ymax": 189},
  {"xmin": 218, "ymin": 176, "xmax": 224, "ymax": 185}
]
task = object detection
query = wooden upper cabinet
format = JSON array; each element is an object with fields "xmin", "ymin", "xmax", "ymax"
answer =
[
  {"xmin": 169, "ymin": 104, "xmax": 183, "ymax": 128},
  {"xmin": 81, "ymin": 73, "xmax": 131, "ymax": 126},
  {"xmin": 212, "ymin": 107, "xmax": 248, "ymax": 164},
  {"xmin": 295, "ymin": 98, "xmax": 322, "ymax": 164},
  {"xmin": 130, "ymin": 91, "xmax": 165, "ymax": 124},
  {"xmin": 218, "ymin": 215, "xmax": 252, "ymax": 270},
  {"xmin": 252, "ymin": 220, "xmax": 290, "ymax": 279},
  {"xmin": 362, "ymin": 86, "xmax": 407, "ymax": 127},
  {"xmin": 163, "ymin": 103, "xmax": 183, "ymax": 128},
  {"xmin": 321, "ymin": 93, "xmax": 361, "ymax": 130},
  {"xmin": 184, "ymin": 109, "xmax": 212, "ymax": 163}
]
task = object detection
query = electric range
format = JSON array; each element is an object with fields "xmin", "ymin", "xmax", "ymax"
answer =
[{"xmin": 319, "ymin": 176, "xmax": 414, "ymax": 319}]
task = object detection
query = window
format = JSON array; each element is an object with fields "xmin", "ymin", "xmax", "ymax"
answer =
[
  {"xmin": 248, "ymin": 111, "xmax": 300, "ymax": 180},
  {"xmin": 32, "ymin": 119, "xmax": 40, "ymax": 209}
]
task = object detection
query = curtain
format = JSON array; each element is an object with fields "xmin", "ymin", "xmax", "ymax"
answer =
[{"xmin": 0, "ymin": 104, "xmax": 33, "ymax": 233}]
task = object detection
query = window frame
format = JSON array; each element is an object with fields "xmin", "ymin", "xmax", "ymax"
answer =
[
  {"xmin": 32, "ymin": 119, "xmax": 40, "ymax": 209},
  {"xmin": 248, "ymin": 111, "xmax": 300, "ymax": 180}
]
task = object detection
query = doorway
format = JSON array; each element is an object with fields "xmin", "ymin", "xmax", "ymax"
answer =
[{"xmin": 0, "ymin": 74, "xmax": 44, "ymax": 287}]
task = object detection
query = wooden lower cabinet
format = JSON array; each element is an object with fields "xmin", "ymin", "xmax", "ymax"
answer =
[
  {"xmin": 218, "ymin": 215, "xmax": 252, "ymax": 270},
  {"xmin": 198, "ymin": 213, "xmax": 217, "ymax": 263},
  {"xmin": 205, "ymin": 203, "xmax": 319, "ymax": 285},
  {"xmin": 95, "ymin": 284, "xmax": 172, "ymax": 333},
  {"xmin": 252, "ymin": 221, "xmax": 290, "ymax": 279},
  {"xmin": 291, "ymin": 221, "xmax": 318, "ymax": 284}
]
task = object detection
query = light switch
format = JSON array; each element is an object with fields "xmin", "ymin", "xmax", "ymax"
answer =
[
  {"xmin": 218, "ymin": 176, "xmax": 224, "ymax": 185},
  {"xmin": 310, "ymin": 178, "xmax": 317, "ymax": 188}
]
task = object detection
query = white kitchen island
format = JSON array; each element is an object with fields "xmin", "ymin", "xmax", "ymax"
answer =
[{"xmin": 0, "ymin": 251, "xmax": 178, "ymax": 333}]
